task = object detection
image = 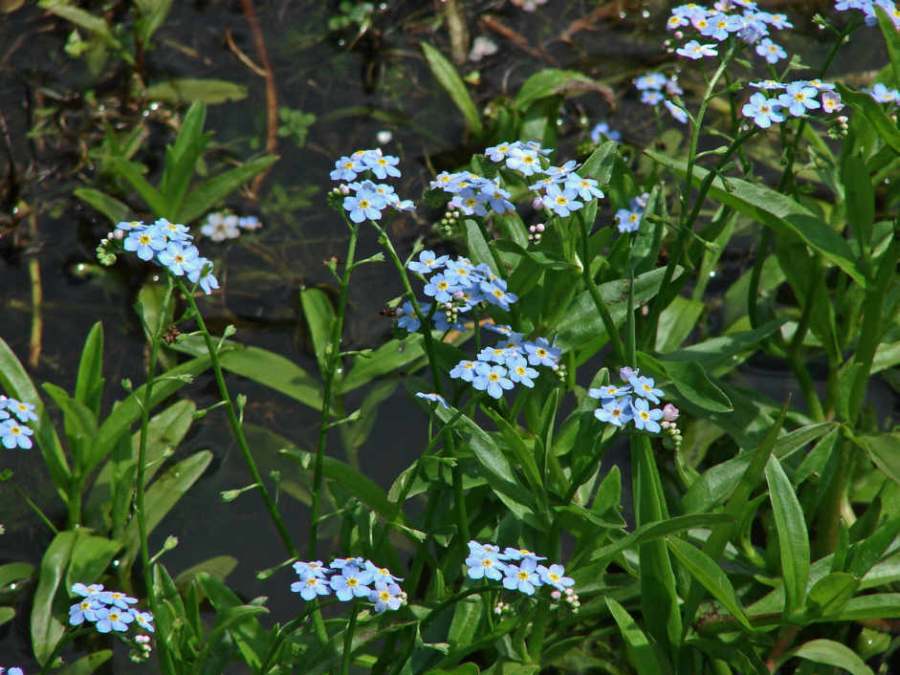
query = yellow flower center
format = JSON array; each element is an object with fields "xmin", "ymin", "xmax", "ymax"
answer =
[
  {"xmin": 517, "ymin": 571, "xmax": 529, "ymax": 580},
  {"xmin": 640, "ymin": 411, "xmax": 650, "ymax": 421},
  {"xmin": 549, "ymin": 573, "xmax": 560, "ymax": 582},
  {"xmin": 488, "ymin": 373, "xmax": 500, "ymax": 382},
  {"xmin": 347, "ymin": 578, "xmax": 358, "ymax": 587},
  {"xmin": 306, "ymin": 578, "xmax": 318, "ymax": 586},
  {"xmin": 379, "ymin": 591, "xmax": 390, "ymax": 601},
  {"xmin": 481, "ymin": 559, "xmax": 494, "ymax": 567},
  {"xmin": 359, "ymin": 199, "xmax": 371, "ymax": 209}
]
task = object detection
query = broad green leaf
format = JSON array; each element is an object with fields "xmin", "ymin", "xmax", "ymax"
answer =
[
  {"xmin": 667, "ymin": 537, "xmax": 753, "ymax": 631},
  {"xmin": 465, "ymin": 219, "xmax": 499, "ymax": 275},
  {"xmin": 90, "ymin": 355, "xmax": 211, "ymax": 473},
  {"xmin": 514, "ymin": 69, "xmax": 604, "ymax": 110},
  {"xmin": 124, "ymin": 451, "xmax": 212, "ymax": 555},
  {"xmin": 135, "ymin": 0, "xmax": 173, "ymax": 43},
  {"xmin": 854, "ymin": 432, "xmax": 900, "ymax": 485},
  {"xmin": 448, "ymin": 596, "xmax": 482, "ymax": 648},
  {"xmin": 31, "ymin": 531, "xmax": 77, "ymax": 665},
  {"xmin": 42, "ymin": 383, "xmax": 97, "ymax": 472},
  {"xmin": 829, "ymin": 593, "xmax": 900, "ymax": 621},
  {"xmin": 876, "ymin": 6, "xmax": 900, "ymax": 83},
  {"xmin": 659, "ymin": 320, "xmax": 783, "ymax": 371},
  {"xmin": 656, "ymin": 296, "xmax": 704, "ymax": 352},
  {"xmin": 176, "ymin": 155, "xmax": 278, "ymax": 224},
  {"xmin": 421, "ymin": 42, "xmax": 482, "ymax": 135},
  {"xmin": 579, "ymin": 141, "xmax": 619, "ymax": 185},
  {"xmin": 806, "ymin": 572, "xmax": 859, "ymax": 618},
  {"xmin": 74, "ymin": 322, "xmax": 104, "ymax": 417},
  {"xmin": 638, "ymin": 353, "xmax": 732, "ymax": 413},
  {"xmin": 108, "ymin": 157, "xmax": 168, "ymax": 217},
  {"xmin": 847, "ymin": 517, "xmax": 900, "ymax": 578},
  {"xmin": 145, "ymin": 78, "xmax": 248, "ymax": 105},
  {"xmin": 65, "ymin": 534, "xmax": 120, "ymax": 596},
  {"xmin": 56, "ymin": 650, "xmax": 113, "ymax": 675},
  {"xmin": 646, "ymin": 150, "xmax": 865, "ymax": 285},
  {"xmin": 788, "ymin": 639, "xmax": 874, "ymax": 675},
  {"xmin": 766, "ymin": 455, "xmax": 810, "ymax": 618},
  {"xmin": 841, "ymin": 152, "xmax": 874, "ymax": 247},
  {"xmin": 73, "ymin": 188, "xmax": 130, "ymax": 224},
  {"xmin": 172, "ymin": 336, "xmax": 321, "ymax": 410},
  {"xmin": 300, "ymin": 287, "xmax": 336, "ymax": 375},
  {"xmin": 0, "ymin": 606, "xmax": 13, "ymax": 627},
  {"xmin": 0, "ymin": 561, "xmax": 34, "ymax": 589},
  {"xmin": 0, "ymin": 336, "xmax": 70, "ymax": 496},
  {"xmin": 338, "ymin": 334, "xmax": 425, "ymax": 394},
  {"xmin": 174, "ymin": 555, "xmax": 238, "ymax": 590},
  {"xmin": 838, "ymin": 85, "xmax": 900, "ymax": 154},
  {"xmin": 160, "ymin": 101, "xmax": 209, "ymax": 214},
  {"xmin": 605, "ymin": 597, "xmax": 665, "ymax": 675}
]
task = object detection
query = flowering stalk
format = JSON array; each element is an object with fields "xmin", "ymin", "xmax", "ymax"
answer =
[
  {"xmin": 175, "ymin": 279, "xmax": 298, "ymax": 558},
  {"xmin": 308, "ymin": 216, "xmax": 359, "ymax": 559}
]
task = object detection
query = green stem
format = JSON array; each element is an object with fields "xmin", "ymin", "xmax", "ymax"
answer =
[
  {"xmin": 177, "ymin": 280, "xmax": 298, "ymax": 557},
  {"xmin": 341, "ymin": 602, "xmax": 360, "ymax": 675},
  {"xmin": 579, "ymin": 216, "xmax": 625, "ymax": 363},
  {"xmin": 309, "ymin": 217, "xmax": 359, "ymax": 559},
  {"xmin": 136, "ymin": 279, "xmax": 174, "ymax": 654}
]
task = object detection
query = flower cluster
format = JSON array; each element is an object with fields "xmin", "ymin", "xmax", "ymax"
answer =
[
  {"xmin": 614, "ymin": 193, "xmax": 650, "ymax": 234},
  {"xmin": 399, "ymin": 251, "xmax": 519, "ymax": 335},
  {"xmin": 590, "ymin": 121, "xmax": 622, "ymax": 144},
  {"xmin": 68, "ymin": 583, "xmax": 155, "ymax": 636},
  {"xmin": 330, "ymin": 149, "xmax": 413, "ymax": 223},
  {"xmin": 450, "ymin": 326, "xmax": 561, "ymax": 399},
  {"xmin": 0, "ymin": 395, "xmax": 36, "ymax": 450},
  {"xmin": 667, "ymin": 2, "xmax": 793, "ymax": 58},
  {"xmin": 742, "ymin": 80, "xmax": 843, "ymax": 129},
  {"xmin": 835, "ymin": 0, "xmax": 900, "ymax": 29},
  {"xmin": 200, "ymin": 212, "xmax": 262, "ymax": 241},
  {"xmin": 430, "ymin": 170, "xmax": 515, "ymax": 217},
  {"xmin": 590, "ymin": 367, "xmax": 679, "ymax": 434},
  {"xmin": 633, "ymin": 72, "xmax": 688, "ymax": 124},
  {"xmin": 290, "ymin": 558, "xmax": 405, "ymax": 613},
  {"xmin": 465, "ymin": 542, "xmax": 578, "ymax": 605},
  {"xmin": 98, "ymin": 219, "xmax": 219, "ymax": 294}
]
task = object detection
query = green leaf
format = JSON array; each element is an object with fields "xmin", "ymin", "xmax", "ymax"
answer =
[
  {"xmin": 514, "ymin": 69, "xmax": 603, "ymax": 110},
  {"xmin": 300, "ymin": 287, "xmax": 336, "ymax": 375},
  {"xmin": 144, "ymin": 78, "xmax": 248, "ymax": 105},
  {"xmin": 0, "ymin": 606, "xmax": 14, "ymax": 627},
  {"xmin": 174, "ymin": 555, "xmax": 238, "ymax": 591},
  {"xmin": 338, "ymin": 334, "xmax": 425, "ymax": 394},
  {"xmin": 656, "ymin": 296, "xmax": 704, "ymax": 352},
  {"xmin": 788, "ymin": 639, "xmax": 874, "ymax": 675},
  {"xmin": 65, "ymin": 534, "xmax": 120, "ymax": 596},
  {"xmin": 853, "ymin": 432, "xmax": 900, "ymax": 485},
  {"xmin": 876, "ymin": 6, "xmax": 900, "ymax": 83},
  {"xmin": 73, "ymin": 188, "xmax": 130, "ymax": 224},
  {"xmin": 172, "ymin": 336, "xmax": 321, "ymax": 410},
  {"xmin": 667, "ymin": 537, "xmax": 753, "ymax": 631},
  {"xmin": 806, "ymin": 572, "xmax": 859, "ymax": 618},
  {"xmin": 646, "ymin": 150, "xmax": 865, "ymax": 285},
  {"xmin": 0, "ymin": 336, "xmax": 70, "ymax": 496},
  {"xmin": 176, "ymin": 155, "xmax": 278, "ymax": 224},
  {"xmin": 55, "ymin": 650, "xmax": 113, "ymax": 675},
  {"xmin": 42, "ymin": 382, "xmax": 98, "ymax": 472},
  {"xmin": 421, "ymin": 42, "xmax": 482, "ymax": 135},
  {"xmin": 766, "ymin": 455, "xmax": 810, "ymax": 618},
  {"xmin": 30, "ymin": 531, "xmax": 77, "ymax": 665},
  {"xmin": 465, "ymin": 220, "xmax": 499, "ymax": 275},
  {"xmin": 160, "ymin": 101, "xmax": 209, "ymax": 214},
  {"xmin": 659, "ymin": 320, "xmax": 784, "ymax": 370},
  {"xmin": 74, "ymin": 322, "xmax": 105, "ymax": 417},
  {"xmin": 637, "ymin": 354, "xmax": 732, "ymax": 413},
  {"xmin": 605, "ymin": 597, "xmax": 665, "ymax": 675},
  {"xmin": 841, "ymin": 151, "xmax": 874, "ymax": 247},
  {"xmin": 90, "ymin": 355, "xmax": 211, "ymax": 473},
  {"xmin": 0, "ymin": 561, "xmax": 34, "ymax": 589},
  {"xmin": 108, "ymin": 157, "xmax": 168, "ymax": 217},
  {"xmin": 124, "ymin": 451, "xmax": 212, "ymax": 555},
  {"xmin": 134, "ymin": 0, "xmax": 173, "ymax": 44}
]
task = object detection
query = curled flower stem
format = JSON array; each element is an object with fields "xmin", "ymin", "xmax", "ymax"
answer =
[
  {"xmin": 309, "ymin": 217, "xmax": 359, "ymax": 559},
  {"xmin": 175, "ymin": 279, "xmax": 298, "ymax": 558}
]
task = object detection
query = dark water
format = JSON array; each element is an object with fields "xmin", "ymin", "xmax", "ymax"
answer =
[{"xmin": 0, "ymin": 0, "xmax": 890, "ymax": 668}]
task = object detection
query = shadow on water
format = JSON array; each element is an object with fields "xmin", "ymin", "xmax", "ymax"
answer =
[{"xmin": 0, "ymin": 0, "xmax": 892, "ymax": 668}]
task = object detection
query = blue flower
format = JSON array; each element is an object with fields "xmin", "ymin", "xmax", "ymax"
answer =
[
  {"xmin": 157, "ymin": 243, "xmax": 200, "ymax": 277},
  {"xmin": 330, "ymin": 566, "xmax": 373, "ymax": 601},
  {"xmin": 664, "ymin": 100, "xmax": 689, "ymax": 125},
  {"xmin": 468, "ymin": 540, "xmax": 501, "ymax": 557},
  {"xmin": 524, "ymin": 338, "xmax": 559, "ymax": 367},
  {"xmin": 423, "ymin": 273, "xmax": 459, "ymax": 303},
  {"xmin": 631, "ymin": 398, "xmax": 664, "ymax": 433},
  {"xmin": 508, "ymin": 358, "xmax": 538, "ymax": 388},
  {"xmin": 292, "ymin": 575, "xmax": 332, "ymax": 600},
  {"xmin": 472, "ymin": 363, "xmax": 513, "ymax": 399},
  {"xmin": 154, "ymin": 218, "xmax": 191, "ymax": 242},
  {"xmin": 450, "ymin": 360, "xmax": 479, "ymax": 382},
  {"xmin": 130, "ymin": 609, "xmax": 155, "ymax": 633},
  {"xmin": 416, "ymin": 392, "xmax": 449, "ymax": 408},
  {"xmin": 477, "ymin": 345, "xmax": 514, "ymax": 365},
  {"xmin": 7, "ymin": 399, "xmax": 37, "ymax": 423},
  {"xmin": 365, "ymin": 561, "xmax": 402, "ymax": 584},
  {"xmin": 186, "ymin": 258, "xmax": 219, "ymax": 295},
  {"xmin": 615, "ymin": 208, "xmax": 642, "ymax": 233},
  {"xmin": 506, "ymin": 147, "xmax": 542, "ymax": 176},
  {"xmin": 100, "ymin": 590, "xmax": 137, "ymax": 610},
  {"xmin": 588, "ymin": 384, "xmax": 631, "ymax": 400},
  {"xmin": 564, "ymin": 174, "xmax": 605, "ymax": 201},
  {"xmin": 293, "ymin": 560, "xmax": 327, "ymax": 579},
  {"xmin": 501, "ymin": 559, "xmax": 541, "ymax": 595},
  {"xmin": 629, "ymin": 375, "xmax": 664, "ymax": 404},
  {"xmin": 594, "ymin": 398, "xmax": 633, "ymax": 427},
  {"xmin": 397, "ymin": 300, "xmax": 423, "ymax": 332},
  {"xmin": 641, "ymin": 90, "xmax": 664, "ymax": 105},
  {"xmin": 466, "ymin": 549, "xmax": 505, "ymax": 581},
  {"xmin": 481, "ymin": 281, "xmax": 518, "ymax": 311},
  {"xmin": 0, "ymin": 420, "xmax": 33, "ymax": 450},
  {"xmin": 590, "ymin": 121, "xmax": 621, "ymax": 143},
  {"xmin": 5, "ymin": 668, "xmax": 24, "ymax": 675},
  {"xmin": 444, "ymin": 258, "xmax": 478, "ymax": 286},
  {"xmin": 542, "ymin": 184, "xmax": 583, "ymax": 217},
  {"xmin": 634, "ymin": 72, "xmax": 667, "ymax": 90},
  {"xmin": 756, "ymin": 38, "xmax": 787, "ymax": 64},
  {"xmin": 500, "ymin": 546, "xmax": 547, "ymax": 563},
  {"xmin": 124, "ymin": 228, "xmax": 166, "ymax": 262},
  {"xmin": 742, "ymin": 93, "xmax": 784, "ymax": 128},
  {"xmin": 869, "ymin": 83, "xmax": 898, "ymax": 104},
  {"xmin": 484, "ymin": 142, "xmax": 514, "ymax": 162},
  {"xmin": 370, "ymin": 581, "xmax": 403, "ymax": 612},
  {"xmin": 331, "ymin": 155, "xmax": 365, "ymax": 181},
  {"xmin": 94, "ymin": 607, "xmax": 134, "ymax": 633},
  {"xmin": 363, "ymin": 151, "xmax": 401, "ymax": 179},
  {"xmin": 330, "ymin": 556, "xmax": 367, "ymax": 570},
  {"xmin": 537, "ymin": 564, "xmax": 575, "ymax": 592},
  {"xmin": 343, "ymin": 191, "xmax": 384, "ymax": 223},
  {"xmin": 779, "ymin": 83, "xmax": 820, "ymax": 117},
  {"xmin": 677, "ymin": 40, "xmax": 718, "ymax": 59},
  {"xmin": 68, "ymin": 597, "xmax": 102, "ymax": 626},
  {"xmin": 408, "ymin": 250, "xmax": 448, "ymax": 275}
]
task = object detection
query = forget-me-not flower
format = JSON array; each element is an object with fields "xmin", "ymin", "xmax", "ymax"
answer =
[{"xmin": 631, "ymin": 398, "xmax": 664, "ymax": 433}]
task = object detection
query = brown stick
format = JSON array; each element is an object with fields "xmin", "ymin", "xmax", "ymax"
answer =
[{"xmin": 238, "ymin": 0, "xmax": 279, "ymax": 198}]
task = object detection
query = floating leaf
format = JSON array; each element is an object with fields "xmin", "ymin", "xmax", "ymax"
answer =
[{"xmin": 145, "ymin": 78, "xmax": 248, "ymax": 105}]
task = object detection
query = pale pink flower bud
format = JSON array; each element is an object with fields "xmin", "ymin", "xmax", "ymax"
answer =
[{"xmin": 662, "ymin": 403, "xmax": 680, "ymax": 422}]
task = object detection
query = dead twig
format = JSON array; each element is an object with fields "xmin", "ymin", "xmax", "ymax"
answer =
[
  {"xmin": 238, "ymin": 0, "xmax": 279, "ymax": 198},
  {"xmin": 479, "ymin": 15, "xmax": 559, "ymax": 66},
  {"xmin": 225, "ymin": 29, "xmax": 267, "ymax": 77}
]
